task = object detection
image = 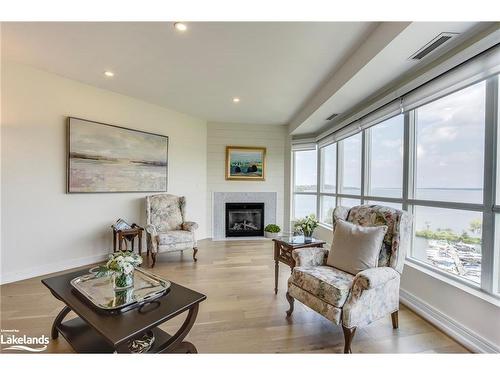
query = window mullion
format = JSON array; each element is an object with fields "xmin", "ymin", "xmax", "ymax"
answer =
[
  {"xmin": 403, "ymin": 110, "xmax": 416, "ymax": 258},
  {"xmin": 402, "ymin": 111, "xmax": 411, "ymax": 211},
  {"xmin": 316, "ymin": 145, "xmax": 321, "ymax": 219},
  {"xmin": 481, "ymin": 76, "xmax": 498, "ymax": 293},
  {"xmin": 337, "ymin": 141, "xmax": 343, "ymax": 206},
  {"xmin": 362, "ymin": 130, "xmax": 369, "ymax": 203}
]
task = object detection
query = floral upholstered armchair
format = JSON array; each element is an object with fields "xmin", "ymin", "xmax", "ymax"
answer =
[
  {"xmin": 286, "ymin": 205, "xmax": 411, "ymax": 353},
  {"xmin": 145, "ymin": 194, "xmax": 199, "ymax": 267}
]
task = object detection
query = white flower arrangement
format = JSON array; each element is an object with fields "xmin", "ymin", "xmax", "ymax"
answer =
[{"xmin": 96, "ymin": 251, "xmax": 143, "ymax": 277}]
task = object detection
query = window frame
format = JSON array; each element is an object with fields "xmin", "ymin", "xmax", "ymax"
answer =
[
  {"xmin": 292, "ymin": 146, "xmax": 319, "ymax": 220},
  {"xmin": 405, "ymin": 77, "xmax": 493, "ymax": 292},
  {"xmin": 291, "ymin": 73, "xmax": 500, "ymax": 298},
  {"xmin": 318, "ymin": 141, "xmax": 338, "ymax": 225}
]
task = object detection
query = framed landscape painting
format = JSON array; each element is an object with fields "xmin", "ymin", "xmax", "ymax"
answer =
[
  {"xmin": 225, "ymin": 146, "xmax": 266, "ymax": 181},
  {"xmin": 67, "ymin": 117, "xmax": 168, "ymax": 193}
]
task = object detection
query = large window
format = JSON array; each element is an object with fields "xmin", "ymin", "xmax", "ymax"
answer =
[
  {"xmin": 292, "ymin": 148, "xmax": 317, "ymax": 219},
  {"xmin": 414, "ymin": 81, "xmax": 485, "ymax": 204},
  {"xmin": 319, "ymin": 143, "xmax": 337, "ymax": 224},
  {"xmin": 410, "ymin": 81, "xmax": 486, "ymax": 284},
  {"xmin": 320, "ymin": 195, "xmax": 336, "ymax": 225},
  {"xmin": 293, "ymin": 194, "xmax": 317, "ymax": 219},
  {"xmin": 367, "ymin": 115, "xmax": 404, "ymax": 198},
  {"xmin": 413, "ymin": 206, "xmax": 482, "ymax": 284},
  {"xmin": 291, "ymin": 69, "xmax": 500, "ymax": 297},
  {"xmin": 293, "ymin": 149, "xmax": 317, "ymax": 192},
  {"xmin": 340, "ymin": 133, "xmax": 362, "ymax": 195},
  {"xmin": 320, "ymin": 143, "xmax": 336, "ymax": 193}
]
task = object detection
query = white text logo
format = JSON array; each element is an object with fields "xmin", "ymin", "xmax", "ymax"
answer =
[{"xmin": 0, "ymin": 329, "xmax": 49, "ymax": 352}]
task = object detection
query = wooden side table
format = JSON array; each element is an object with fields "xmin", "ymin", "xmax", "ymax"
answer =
[
  {"xmin": 272, "ymin": 236, "xmax": 326, "ymax": 294},
  {"xmin": 113, "ymin": 224, "xmax": 144, "ymax": 255}
]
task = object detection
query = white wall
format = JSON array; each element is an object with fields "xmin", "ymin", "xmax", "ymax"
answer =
[
  {"xmin": 1, "ymin": 61, "xmax": 208, "ymax": 283},
  {"xmin": 206, "ymin": 122, "xmax": 287, "ymax": 237},
  {"xmin": 400, "ymin": 264, "xmax": 500, "ymax": 352}
]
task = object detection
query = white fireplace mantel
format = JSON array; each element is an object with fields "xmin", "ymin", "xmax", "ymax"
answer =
[{"xmin": 212, "ymin": 192, "xmax": 277, "ymax": 240}]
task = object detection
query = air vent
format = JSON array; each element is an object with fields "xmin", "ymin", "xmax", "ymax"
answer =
[
  {"xmin": 409, "ymin": 32, "xmax": 458, "ymax": 60},
  {"xmin": 326, "ymin": 113, "xmax": 339, "ymax": 121}
]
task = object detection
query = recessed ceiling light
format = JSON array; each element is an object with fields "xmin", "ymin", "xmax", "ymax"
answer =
[
  {"xmin": 174, "ymin": 22, "xmax": 187, "ymax": 32},
  {"xmin": 104, "ymin": 71, "xmax": 114, "ymax": 77},
  {"xmin": 232, "ymin": 97, "xmax": 240, "ymax": 103}
]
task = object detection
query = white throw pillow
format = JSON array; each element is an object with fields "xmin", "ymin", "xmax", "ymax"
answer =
[{"xmin": 326, "ymin": 219, "xmax": 388, "ymax": 275}]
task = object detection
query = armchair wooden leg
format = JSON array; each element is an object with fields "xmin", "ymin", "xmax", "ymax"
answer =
[
  {"xmin": 391, "ymin": 311, "xmax": 399, "ymax": 329},
  {"xmin": 342, "ymin": 325, "xmax": 356, "ymax": 354},
  {"xmin": 193, "ymin": 247, "xmax": 198, "ymax": 262},
  {"xmin": 285, "ymin": 292, "xmax": 294, "ymax": 317}
]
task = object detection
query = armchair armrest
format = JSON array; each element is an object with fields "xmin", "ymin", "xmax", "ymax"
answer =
[
  {"xmin": 145, "ymin": 224, "xmax": 159, "ymax": 253},
  {"xmin": 353, "ymin": 267, "xmax": 399, "ymax": 290},
  {"xmin": 182, "ymin": 221, "xmax": 199, "ymax": 232},
  {"xmin": 145, "ymin": 224, "xmax": 158, "ymax": 237},
  {"xmin": 342, "ymin": 267, "xmax": 401, "ymax": 329},
  {"xmin": 292, "ymin": 247, "xmax": 328, "ymax": 267}
]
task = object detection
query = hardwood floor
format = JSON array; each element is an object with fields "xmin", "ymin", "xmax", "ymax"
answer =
[{"xmin": 0, "ymin": 239, "xmax": 469, "ymax": 353}]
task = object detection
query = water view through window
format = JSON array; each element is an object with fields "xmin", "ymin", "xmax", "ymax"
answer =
[
  {"xmin": 413, "ymin": 206, "xmax": 482, "ymax": 284},
  {"xmin": 415, "ymin": 81, "xmax": 485, "ymax": 204},
  {"xmin": 412, "ymin": 81, "xmax": 485, "ymax": 284},
  {"xmin": 368, "ymin": 115, "xmax": 404, "ymax": 198}
]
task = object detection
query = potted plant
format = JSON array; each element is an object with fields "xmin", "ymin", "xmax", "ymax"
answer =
[
  {"xmin": 96, "ymin": 251, "xmax": 143, "ymax": 290},
  {"xmin": 264, "ymin": 224, "xmax": 281, "ymax": 239},
  {"xmin": 294, "ymin": 215, "xmax": 319, "ymax": 243}
]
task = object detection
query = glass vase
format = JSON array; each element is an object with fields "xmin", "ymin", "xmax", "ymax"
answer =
[
  {"xmin": 113, "ymin": 288, "xmax": 134, "ymax": 306},
  {"xmin": 303, "ymin": 232, "xmax": 312, "ymax": 243},
  {"xmin": 113, "ymin": 272, "xmax": 134, "ymax": 291}
]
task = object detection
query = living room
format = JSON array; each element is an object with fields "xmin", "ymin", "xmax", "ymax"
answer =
[{"xmin": 1, "ymin": 1, "xmax": 499, "ymax": 373}]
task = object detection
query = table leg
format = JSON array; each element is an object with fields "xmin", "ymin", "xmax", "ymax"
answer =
[
  {"xmin": 51, "ymin": 305, "xmax": 71, "ymax": 339},
  {"xmin": 138, "ymin": 232, "xmax": 142, "ymax": 257},
  {"xmin": 274, "ymin": 260, "xmax": 279, "ymax": 294},
  {"xmin": 156, "ymin": 304, "xmax": 200, "ymax": 353}
]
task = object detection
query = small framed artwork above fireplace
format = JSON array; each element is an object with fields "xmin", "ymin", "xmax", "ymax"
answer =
[
  {"xmin": 225, "ymin": 146, "xmax": 266, "ymax": 181},
  {"xmin": 225, "ymin": 202, "xmax": 265, "ymax": 237}
]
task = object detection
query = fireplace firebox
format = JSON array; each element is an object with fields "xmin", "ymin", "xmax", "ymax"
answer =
[{"xmin": 225, "ymin": 202, "xmax": 264, "ymax": 237}]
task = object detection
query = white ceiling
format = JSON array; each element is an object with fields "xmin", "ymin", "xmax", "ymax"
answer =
[
  {"xmin": 2, "ymin": 22, "xmax": 490, "ymax": 131},
  {"xmin": 1, "ymin": 22, "xmax": 376, "ymax": 125},
  {"xmin": 290, "ymin": 22, "xmax": 488, "ymax": 135}
]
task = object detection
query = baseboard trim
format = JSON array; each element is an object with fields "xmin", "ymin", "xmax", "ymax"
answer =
[
  {"xmin": 400, "ymin": 289, "xmax": 499, "ymax": 353},
  {"xmin": 0, "ymin": 253, "xmax": 109, "ymax": 285}
]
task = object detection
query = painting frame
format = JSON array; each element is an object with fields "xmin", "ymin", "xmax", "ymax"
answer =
[
  {"xmin": 225, "ymin": 146, "xmax": 266, "ymax": 181},
  {"xmin": 67, "ymin": 117, "xmax": 169, "ymax": 193}
]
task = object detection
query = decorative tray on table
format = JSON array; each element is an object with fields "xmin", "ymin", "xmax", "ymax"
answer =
[{"xmin": 70, "ymin": 267, "xmax": 171, "ymax": 313}]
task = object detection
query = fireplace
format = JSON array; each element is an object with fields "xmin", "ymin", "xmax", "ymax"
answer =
[{"xmin": 225, "ymin": 202, "xmax": 264, "ymax": 237}]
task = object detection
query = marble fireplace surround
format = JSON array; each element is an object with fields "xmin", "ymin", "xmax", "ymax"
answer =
[{"xmin": 212, "ymin": 192, "xmax": 277, "ymax": 240}]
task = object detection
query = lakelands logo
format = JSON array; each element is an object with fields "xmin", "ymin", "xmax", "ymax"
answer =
[{"xmin": 0, "ymin": 329, "xmax": 49, "ymax": 352}]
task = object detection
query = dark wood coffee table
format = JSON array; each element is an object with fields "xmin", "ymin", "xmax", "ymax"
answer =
[
  {"xmin": 272, "ymin": 236, "xmax": 326, "ymax": 294},
  {"xmin": 42, "ymin": 269, "xmax": 206, "ymax": 353}
]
